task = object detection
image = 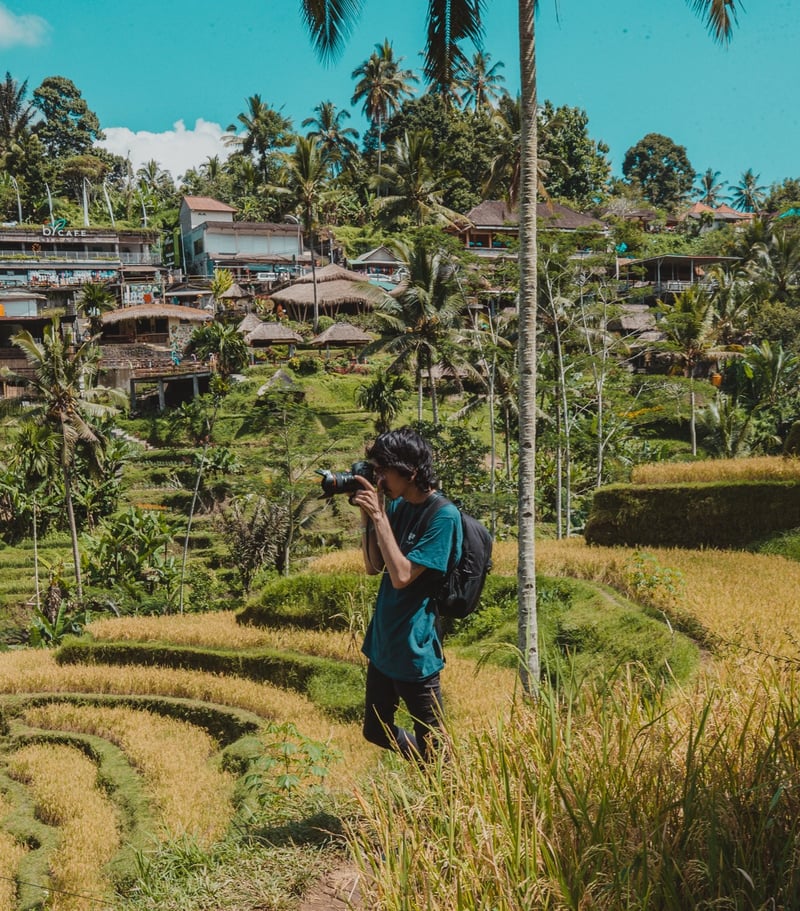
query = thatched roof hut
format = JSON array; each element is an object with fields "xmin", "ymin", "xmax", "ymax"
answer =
[
  {"xmin": 237, "ymin": 312, "xmax": 263, "ymax": 335},
  {"xmin": 101, "ymin": 303, "xmax": 210, "ymax": 344},
  {"xmin": 269, "ymin": 263, "xmax": 385, "ymax": 321},
  {"xmin": 310, "ymin": 322, "xmax": 373, "ymax": 348},
  {"xmin": 244, "ymin": 321, "xmax": 303, "ymax": 347},
  {"xmin": 101, "ymin": 303, "xmax": 210, "ymax": 326}
]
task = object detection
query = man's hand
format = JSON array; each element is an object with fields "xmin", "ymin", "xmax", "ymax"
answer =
[{"xmin": 350, "ymin": 473, "xmax": 385, "ymax": 525}]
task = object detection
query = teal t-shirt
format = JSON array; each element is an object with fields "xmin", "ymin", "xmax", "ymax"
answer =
[{"xmin": 361, "ymin": 493, "xmax": 462, "ymax": 682}]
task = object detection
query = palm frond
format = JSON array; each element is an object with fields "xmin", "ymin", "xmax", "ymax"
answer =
[
  {"xmin": 300, "ymin": 0, "xmax": 364, "ymax": 63},
  {"xmin": 688, "ymin": 0, "xmax": 739, "ymax": 45}
]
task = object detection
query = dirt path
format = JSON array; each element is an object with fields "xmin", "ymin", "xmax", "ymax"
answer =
[{"xmin": 299, "ymin": 863, "xmax": 362, "ymax": 910}]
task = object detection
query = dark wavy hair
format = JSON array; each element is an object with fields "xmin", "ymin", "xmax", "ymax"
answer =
[{"xmin": 366, "ymin": 427, "xmax": 438, "ymax": 492}]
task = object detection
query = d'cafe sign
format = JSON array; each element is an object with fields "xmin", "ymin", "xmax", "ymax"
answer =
[{"xmin": 41, "ymin": 217, "xmax": 88, "ymax": 238}]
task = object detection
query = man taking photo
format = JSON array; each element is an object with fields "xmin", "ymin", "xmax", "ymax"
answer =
[{"xmin": 351, "ymin": 427, "xmax": 462, "ymax": 763}]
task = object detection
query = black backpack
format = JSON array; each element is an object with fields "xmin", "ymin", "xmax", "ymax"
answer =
[{"xmin": 419, "ymin": 494, "xmax": 493, "ymax": 619}]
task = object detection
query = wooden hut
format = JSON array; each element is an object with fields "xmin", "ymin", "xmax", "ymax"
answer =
[{"xmin": 101, "ymin": 303, "xmax": 210, "ymax": 345}]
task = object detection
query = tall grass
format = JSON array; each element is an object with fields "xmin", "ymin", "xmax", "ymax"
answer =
[
  {"xmin": 0, "ymin": 793, "xmax": 26, "ymax": 911},
  {"xmin": 7, "ymin": 743, "xmax": 120, "ymax": 911},
  {"xmin": 352, "ymin": 658, "xmax": 800, "ymax": 909},
  {"xmin": 536, "ymin": 538, "xmax": 800, "ymax": 659},
  {"xmin": 631, "ymin": 454, "xmax": 800, "ymax": 484}
]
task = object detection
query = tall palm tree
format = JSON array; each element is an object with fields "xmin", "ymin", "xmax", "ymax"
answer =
[
  {"xmin": 659, "ymin": 285, "xmax": 718, "ymax": 456},
  {"xmin": 298, "ymin": 0, "xmax": 741, "ymax": 697},
  {"xmin": 0, "ymin": 72, "xmax": 36, "ymax": 156},
  {"xmin": 373, "ymin": 129, "xmax": 461, "ymax": 227},
  {"xmin": 351, "ymin": 40, "xmax": 417, "ymax": 178},
  {"xmin": 279, "ymin": 136, "xmax": 330, "ymax": 332},
  {"xmin": 11, "ymin": 316, "xmax": 124, "ymax": 601},
  {"xmin": 302, "ymin": 100, "xmax": 360, "ymax": 175},
  {"xmin": 730, "ymin": 168, "xmax": 766, "ymax": 213},
  {"xmin": 458, "ymin": 50, "xmax": 506, "ymax": 113},
  {"xmin": 695, "ymin": 166, "xmax": 727, "ymax": 206},
  {"xmin": 226, "ymin": 94, "xmax": 293, "ymax": 181},
  {"xmin": 365, "ymin": 239, "xmax": 468, "ymax": 426}
]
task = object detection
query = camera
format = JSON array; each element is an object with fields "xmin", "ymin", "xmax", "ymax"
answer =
[{"xmin": 317, "ymin": 460, "xmax": 375, "ymax": 497}]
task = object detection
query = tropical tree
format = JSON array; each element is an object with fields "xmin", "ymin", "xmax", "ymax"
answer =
[
  {"xmin": 226, "ymin": 94, "xmax": 293, "ymax": 181},
  {"xmin": 278, "ymin": 135, "xmax": 330, "ymax": 331},
  {"xmin": 483, "ymin": 92, "xmax": 522, "ymax": 204},
  {"xmin": 730, "ymin": 168, "xmax": 767, "ymax": 213},
  {"xmin": 364, "ymin": 239, "xmax": 468, "ymax": 426},
  {"xmin": 190, "ymin": 321, "xmax": 249, "ymax": 377},
  {"xmin": 658, "ymin": 285, "xmax": 718, "ymax": 456},
  {"xmin": 298, "ymin": 0, "xmax": 740, "ymax": 697},
  {"xmin": 351, "ymin": 40, "xmax": 417, "ymax": 177},
  {"xmin": 373, "ymin": 130, "xmax": 461, "ymax": 227},
  {"xmin": 695, "ymin": 166, "xmax": 727, "ymax": 206},
  {"xmin": 32, "ymin": 76, "xmax": 104, "ymax": 159},
  {"xmin": 77, "ymin": 281, "xmax": 116, "ymax": 336},
  {"xmin": 302, "ymin": 100, "xmax": 360, "ymax": 174},
  {"xmin": 11, "ymin": 316, "xmax": 125, "ymax": 601},
  {"xmin": 355, "ymin": 369, "xmax": 411, "ymax": 433},
  {"xmin": 622, "ymin": 132, "xmax": 696, "ymax": 210},
  {"xmin": 537, "ymin": 100, "xmax": 611, "ymax": 207},
  {"xmin": 0, "ymin": 72, "xmax": 36, "ymax": 156},
  {"xmin": 458, "ymin": 51, "xmax": 505, "ymax": 112}
]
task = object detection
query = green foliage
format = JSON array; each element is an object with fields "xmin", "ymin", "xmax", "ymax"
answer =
[
  {"xmin": 622, "ymin": 132, "xmax": 696, "ymax": 211},
  {"xmin": 239, "ymin": 573, "xmax": 380, "ymax": 629},
  {"xmin": 447, "ymin": 574, "xmax": 698, "ymax": 689},
  {"xmin": 218, "ymin": 495, "xmax": 290, "ymax": 591},
  {"xmin": 83, "ymin": 506, "xmax": 179, "ymax": 610},
  {"xmin": 243, "ymin": 721, "xmax": 341, "ymax": 816}
]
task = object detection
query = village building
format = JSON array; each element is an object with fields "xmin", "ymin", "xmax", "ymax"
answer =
[{"xmin": 178, "ymin": 196, "xmax": 309, "ymax": 285}]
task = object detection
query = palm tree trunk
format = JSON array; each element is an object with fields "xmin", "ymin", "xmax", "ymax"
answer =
[
  {"xmin": 63, "ymin": 465, "xmax": 83, "ymax": 603},
  {"xmin": 428, "ymin": 362, "xmax": 439, "ymax": 426},
  {"xmin": 516, "ymin": 0, "xmax": 539, "ymax": 697}
]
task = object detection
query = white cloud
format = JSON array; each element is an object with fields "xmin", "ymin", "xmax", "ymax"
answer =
[
  {"xmin": 98, "ymin": 119, "xmax": 234, "ymax": 183},
  {"xmin": 0, "ymin": 3, "xmax": 49, "ymax": 47}
]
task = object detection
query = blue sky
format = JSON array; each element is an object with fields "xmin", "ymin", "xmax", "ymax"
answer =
[{"xmin": 2, "ymin": 0, "xmax": 797, "ymax": 195}]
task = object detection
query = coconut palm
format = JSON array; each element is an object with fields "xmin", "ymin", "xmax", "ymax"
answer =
[
  {"xmin": 364, "ymin": 239, "xmax": 468, "ymax": 426},
  {"xmin": 302, "ymin": 100, "xmax": 360, "ymax": 175},
  {"xmin": 351, "ymin": 40, "xmax": 417, "ymax": 177},
  {"xmin": 658, "ymin": 285, "xmax": 718, "ymax": 456},
  {"xmin": 77, "ymin": 281, "xmax": 116, "ymax": 336},
  {"xmin": 373, "ymin": 130, "xmax": 461, "ymax": 227},
  {"xmin": 225, "ymin": 94, "xmax": 293, "ymax": 181},
  {"xmin": 730, "ymin": 168, "xmax": 767, "ymax": 213},
  {"xmin": 458, "ymin": 50, "xmax": 506, "ymax": 113},
  {"xmin": 298, "ymin": 0, "xmax": 741, "ymax": 695},
  {"xmin": 278, "ymin": 136, "xmax": 330, "ymax": 331},
  {"xmin": 11, "ymin": 316, "xmax": 125, "ymax": 601},
  {"xmin": 0, "ymin": 71, "xmax": 36, "ymax": 156},
  {"xmin": 695, "ymin": 166, "xmax": 727, "ymax": 206}
]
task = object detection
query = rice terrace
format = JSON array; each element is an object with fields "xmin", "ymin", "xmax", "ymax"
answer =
[{"xmin": 3, "ymin": 0, "xmax": 800, "ymax": 905}]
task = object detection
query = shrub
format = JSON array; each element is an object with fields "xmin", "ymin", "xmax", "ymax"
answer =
[{"xmin": 585, "ymin": 480, "xmax": 800, "ymax": 548}]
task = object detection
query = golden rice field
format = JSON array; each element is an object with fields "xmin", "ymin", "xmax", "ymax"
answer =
[
  {"xmin": 631, "ymin": 454, "xmax": 800, "ymax": 484},
  {"xmin": 21, "ymin": 703, "xmax": 235, "ymax": 845},
  {"xmin": 84, "ymin": 613, "xmax": 519, "ymax": 731},
  {"xmin": 7, "ymin": 743, "xmax": 120, "ymax": 911}
]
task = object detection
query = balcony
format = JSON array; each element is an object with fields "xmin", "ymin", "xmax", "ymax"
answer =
[{"xmin": 0, "ymin": 250, "xmax": 161, "ymax": 265}]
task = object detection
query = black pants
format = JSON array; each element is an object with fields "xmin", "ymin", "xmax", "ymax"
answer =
[{"xmin": 363, "ymin": 662, "xmax": 444, "ymax": 763}]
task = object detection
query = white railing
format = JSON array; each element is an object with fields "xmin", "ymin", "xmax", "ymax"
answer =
[{"xmin": 0, "ymin": 250, "xmax": 161, "ymax": 265}]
